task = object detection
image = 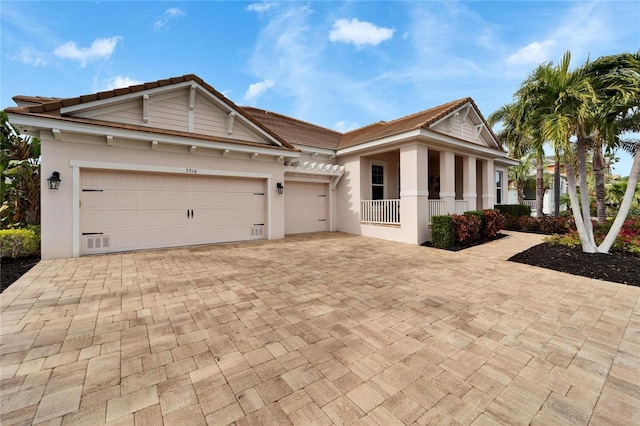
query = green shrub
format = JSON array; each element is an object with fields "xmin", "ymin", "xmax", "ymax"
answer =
[
  {"xmin": 495, "ymin": 204, "xmax": 531, "ymax": 217},
  {"xmin": 0, "ymin": 228, "xmax": 40, "ymax": 258},
  {"xmin": 431, "ymin": 215, "xmax": 455, "ymax": 248},
  {"xmin": 544, "ymin": 232, "xmax": 581, "ymax": 248}
]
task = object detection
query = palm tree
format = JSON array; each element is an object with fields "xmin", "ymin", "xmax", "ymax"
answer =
[
  {"xmin": 582, "ymin": 52, "xmax": 640, "ymax": 222},
  {"xmin": 488, "ymin": 102, "xmax": 543, "ymax": 215},
  {"xmin": 532, "ymin": 51, "xmax": 640, "ymax": 253}
]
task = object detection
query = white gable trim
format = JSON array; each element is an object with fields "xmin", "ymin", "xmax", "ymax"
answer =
[
  {"xmin": 9, "ymin": 114, "xmax": 300, "ymax": 159},
  {"xmin": 59, "ymin": 80, "xmax": 284, "ymax": 148}
]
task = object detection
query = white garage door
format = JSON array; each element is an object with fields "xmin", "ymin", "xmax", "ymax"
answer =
[
  {"xmin": 81, "ymin": 170, "xmax": 265, "ymax": 254},
  {"xmin": 284, "ymin": 181, "xmax": 328, "ymax": 234}
]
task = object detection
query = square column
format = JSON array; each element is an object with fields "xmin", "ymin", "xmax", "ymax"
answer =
[
  {"xmin": 482, "ymin": 159, "xmax": 495, "ymax": 209},
  {"xmin": 439, "ymin": 150, "xmax": 456, "ymax": 214},
  {"xmin": 400, "ymin": 143, "xmax": 429, "ymax": 244},
  {"xmin": 463, "ymin": 155, "xmax": 477, "ymax": 211}
]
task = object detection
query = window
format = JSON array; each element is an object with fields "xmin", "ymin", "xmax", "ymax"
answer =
[
  {"xmin": 372, "ymin": 164, "xmax": 384, "ymax": 200},
  {"xmin": 496, "ymin": 171, "xmax": 503, "ymax": 204}
]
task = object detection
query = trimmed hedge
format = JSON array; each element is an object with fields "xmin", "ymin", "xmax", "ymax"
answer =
[
  {"xmin": 0, "ymin": 228, "xmax": 40, "ymax": 258},
  {"xmin": 495, "ymin": 204, "xmax": 531, "ymax": 217},
  {"xmin": 431, "ymin": 215, "xmax": 455, "ymax": 249}
]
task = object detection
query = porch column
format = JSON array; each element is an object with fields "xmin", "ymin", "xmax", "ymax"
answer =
[
  {"xmin": 400, "ymin": 143, "xmax": 429, "ymax": 244},
  {"xmin": 482, "ymin": 159, "xmax": 496, "ymax": 209},
  {"xmin": 440, "ymin": 150, "xmax": 456, "ymax": 214},
  {"xmin": 463, "ymin": 155, "xmax": 477, "ymax": 212}
]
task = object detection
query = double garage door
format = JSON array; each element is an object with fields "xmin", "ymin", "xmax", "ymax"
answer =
[
  {"xmin": 284, "ymin": 181, "xmax": 329, "ymax": 235},
  {"xmin": 81, "ymin": 170, "xmax": 265, "ymax": 254}
]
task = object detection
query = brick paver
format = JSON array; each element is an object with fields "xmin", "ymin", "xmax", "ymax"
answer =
[{"xmin": 1, "ymin": 231, "xmax": 639, "ymax": 425}]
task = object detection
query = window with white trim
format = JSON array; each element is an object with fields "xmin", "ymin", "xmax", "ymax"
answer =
[
  {"xmin": 496, "ymin": 170, "xmax": 503, "ymax": 204},
  {"xmin": 372, "ymin": 164, "xmax": 384, "ymax": 200}
]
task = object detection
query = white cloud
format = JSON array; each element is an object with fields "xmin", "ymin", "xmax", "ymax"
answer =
[
  {"xmin": 334, "ymin": 121, "xmax": 360, "ymax": 132},
  {"xmin": 246, "ymin": 2, "xmax": 277, "ymax": 14},
  {"xmin": 153, "ymin": 7, "xmax": 185, "ymax": 32},
  {"xmin": 329, "ymin": 18, "xmax": 395, "ymax": 48},
  {"xmin": 101, "ymin": 75, "xmax": 143, "ymax": 91},
  {"xmin": 505, "ymin": 40, "xmax": 555, "ymax": 67},
  {"xmin": 12, "ymin": 47, "xmax": 47, "ymax": 67},
  {"xmin": 244, "ymin": 80, "xmax": 275, "ymax": 102},
  {"xmin": 54, "ymin": 36, "xmax": 122, "ymax": 67}
]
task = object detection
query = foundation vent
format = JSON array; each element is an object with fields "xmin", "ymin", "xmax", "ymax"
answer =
[{"xmin": 250, "ymin": 226, "xmax": 264, "ymax": 237}]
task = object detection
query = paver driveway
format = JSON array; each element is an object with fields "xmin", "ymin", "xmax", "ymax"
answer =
[{"xmin": 1, "ymin": 231, "xmax": 639, "ymax": 425}]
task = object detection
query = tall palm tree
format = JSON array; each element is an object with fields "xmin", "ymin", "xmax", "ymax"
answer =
[
  {"xmin": 488, "ymin": 101, "xmax": 543, "ymax": 216},
  {"xmin": 582, "ymin": 52, "xmax": 640, "ymax": 222}
]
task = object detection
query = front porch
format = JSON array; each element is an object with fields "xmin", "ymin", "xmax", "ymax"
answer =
[
  {"xmin": 356, "ymin": 144, "xmax": 501, "ymax": 242},
  {"xmin": 360, "ymin": 198, "xmax": 469, "ymax": 225}
]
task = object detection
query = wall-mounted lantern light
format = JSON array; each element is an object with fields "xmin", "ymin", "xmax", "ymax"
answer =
[
  {"xmin": 47, "ymin": 171, "xmax": 61, "ymax": 190},
  {"xmin": 276, "ymin": 182, "xmax": 284, "ymax": 195}
]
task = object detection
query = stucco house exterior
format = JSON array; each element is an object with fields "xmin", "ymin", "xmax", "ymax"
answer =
[{"xmin": 5, "ymin": 75, "xmax": 516, "ymax": 259}]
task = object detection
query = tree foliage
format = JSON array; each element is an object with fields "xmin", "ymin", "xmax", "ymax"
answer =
[
  {"xmin": 1, "ymin": 111, "xmax": 41, "ymax": 228},
  {"xmin": 493, "ymin": 50, "xmax": 640, "ymax": 254}
]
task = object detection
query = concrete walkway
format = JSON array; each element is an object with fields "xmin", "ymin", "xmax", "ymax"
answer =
[{"xmin": 1, "ymin": 231, "xmax": 638, "ymax": 425}]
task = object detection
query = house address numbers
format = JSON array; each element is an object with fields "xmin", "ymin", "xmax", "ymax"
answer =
[{"xmin": 186, "ymin": 168, "xmax": 197, "ymax": 174}]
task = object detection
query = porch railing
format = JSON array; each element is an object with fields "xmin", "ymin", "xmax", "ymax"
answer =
[
  {"xmin": 455, "ymin": 200, "xmax": 468, "ymax": 215},
  {"xmin": 523, "ymin": 200, "xmax": 536, "ymax": 210},
  {"xmin": 428, "ymin": 199, "xmax": 444, "ymax": 223},
  {"xmin": 361, "ymin": 199, "xmax": 400, "ymax": 224}
]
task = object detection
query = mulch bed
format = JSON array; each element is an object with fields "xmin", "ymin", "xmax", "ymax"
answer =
[
  {"xmin": 509, "ymin": 243, "xmax": 640, "ymax": 286},
  {"xmin": 1, "ymin": 256, "xmax": 40, "ymax": 293}
]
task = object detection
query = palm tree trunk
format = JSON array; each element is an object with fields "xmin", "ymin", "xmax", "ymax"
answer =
[
  {"xmin": 593, "ymin": 148, "xmax": 607, "ymax": 223},
  {"xmin": 576, "ymin": 126, "xmax": 594, "ymax": 240},
  {"xmin": 598, "ymin": 152, "xmax": 640, "ymax": 252},
  {"xmin": 553, "ymin": 157, "xmax": 560, "ymax": 217},
  {"xmin": 536, "ymin": 150, "xmax": 544, "ymax": 218},
  {"xmin": 565, "ymin": 160, "xmax": 598, "ymax": 252}
]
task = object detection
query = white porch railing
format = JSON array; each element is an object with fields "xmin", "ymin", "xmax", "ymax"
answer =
[
  {"xmin": 455, "ymin": 200, "xmax": 468, "ymax": 215},
  {"xmin": 361, "ymin": 199, "xmax": 400, "ymax": 224},
  {"xmin": 428, "ymin": 199, "xmax": 445, "ymax": 223},
  {"xmin": 523, "ymin": 200, "xmax": 536, "ymax": 209}
]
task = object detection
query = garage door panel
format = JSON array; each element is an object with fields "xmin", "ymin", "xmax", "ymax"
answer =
[
  {"xmin": 285, "ymin": 181, "xmax": 328, "ymax": 234},
  {"xmin": 81, "ymin": 170, "xmax": 266, "ymax": 254}
]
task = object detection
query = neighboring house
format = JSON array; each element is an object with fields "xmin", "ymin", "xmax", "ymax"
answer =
[
  {"xmin": 5, "ymin": 75, "xmax": 516, "ymax": 259},
  {"xmin": 507, "ymin": 156, "xmax": 568, "ymax": 215}
]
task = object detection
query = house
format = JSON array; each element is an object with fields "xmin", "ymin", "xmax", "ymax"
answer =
[
  {"xmin": 507, "ymin": 156, "xmax": 569, "ymax": 215},
  {"xmin": 5, "ymin": 75, "xmax": 516, "ymax": 259}
]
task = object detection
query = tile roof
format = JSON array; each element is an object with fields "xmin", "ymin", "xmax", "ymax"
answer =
[
  {"xmin": 5, "ymin": 74, "xmax": 297, "ymax": 152},
  {"xmin": 242, "ymin": 107, "xmax": 342, "ymax": 150},
  {"xmin": 338, "ymin": 98, "xmax": 473, "ymax": 149},
  {"xmin": 6, "ymin": 75, "xmax": 503, "ymax": 154}
]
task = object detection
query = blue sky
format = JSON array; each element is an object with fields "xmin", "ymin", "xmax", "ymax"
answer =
[{"xmin": 2, "ymin": 1, "xmax": 639, "ymax": 175}]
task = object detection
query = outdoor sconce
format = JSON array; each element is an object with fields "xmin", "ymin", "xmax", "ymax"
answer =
[
  {"xmin": 276, "ymin": 182, "xmax": 284, "ymax": 194},
  {"xmin": 47, "ymin": 171, "xmax": 61, "ymax": 190}
]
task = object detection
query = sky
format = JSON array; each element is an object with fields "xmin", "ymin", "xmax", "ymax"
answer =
[{"xmin": 2, "ymin": 0, "xmax": 639, "ymax": 175}]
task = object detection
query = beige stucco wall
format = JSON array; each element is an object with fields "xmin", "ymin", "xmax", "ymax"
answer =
[{"xmin": 39, "ymin": 131, "xmax": 286, "ymax": 259}]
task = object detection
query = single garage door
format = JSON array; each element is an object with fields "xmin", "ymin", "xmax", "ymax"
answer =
[
  {"xmin": 284, "ymin": 181, "xmax": 328, "ymax": 234},
  {"xmin": 81, "ymin": 170, "xmax": 265, "ymax": 254}
]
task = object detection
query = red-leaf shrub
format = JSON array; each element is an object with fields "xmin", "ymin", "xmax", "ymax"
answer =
[
  {"xmin": 451, "ymin": 213, "xmax": 482, "ymax": 245},
  {"xmin": 483, "ymin": 209, "xmax": 505, "ymax": 237}
]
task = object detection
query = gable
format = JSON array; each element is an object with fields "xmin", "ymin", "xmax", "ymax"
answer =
[
  {"xmin": 66, "ymin": 82, "xmax": 272, "ymax": 145},
  {"xmin": 429, "ymin": 103, "xmax": 499, "ymax": 149}
]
